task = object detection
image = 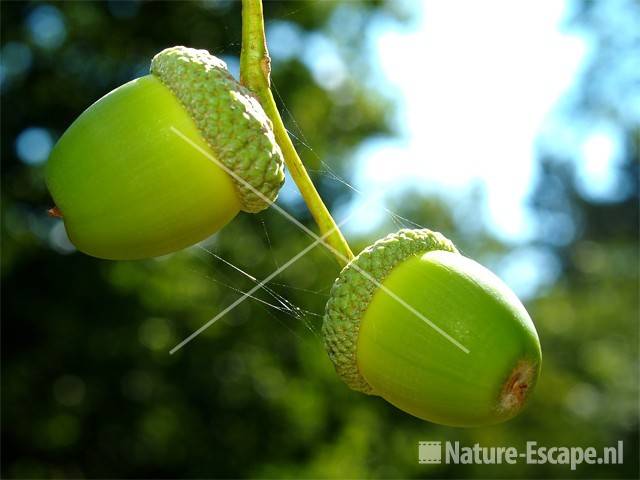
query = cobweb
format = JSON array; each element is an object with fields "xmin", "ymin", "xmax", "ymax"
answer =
[
  {"xmin": 183, "ymin": 26, "xmax": 428, "ymax": 345},
  {"xmin": 195, "ymin": 243, "xmax": 324, "ymax": 338},
  {"xmin": 271, "ymin": 79, "xmax": 427, "ymax": 232}
]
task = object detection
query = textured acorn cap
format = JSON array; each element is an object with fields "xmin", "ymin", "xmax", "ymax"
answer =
[
  {"xmin": 322, "ymin": 228, "xmax": 458, "ymax": 393},
  {"xmin": 151, "ymin": 46, "xmax": 285, "ymax": 213}
]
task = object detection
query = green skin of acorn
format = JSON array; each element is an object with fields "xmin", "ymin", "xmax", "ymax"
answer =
[
  {"xmin": 323, "ymin": 229, "xmax": 542, "ymax": 427},
  {"xmin": 46, "ymin": 46, "xmax": 285, "ymax": 260},
  {"xmin": 47, "ymin": 47, "xmax": 539, "ymax": 427}
]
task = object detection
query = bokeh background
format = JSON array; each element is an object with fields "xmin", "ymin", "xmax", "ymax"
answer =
[{"xmin": 1, "ymin": 0, "xmax": 638, "ymax": 478}]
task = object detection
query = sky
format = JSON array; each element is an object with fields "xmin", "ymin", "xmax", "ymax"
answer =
[{"xmin": 345, "ymin": 0, "xmax": 589, "ymax": 243}]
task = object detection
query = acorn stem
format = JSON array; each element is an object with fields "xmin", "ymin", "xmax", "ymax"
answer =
[{"xmin": 240, "ymin": 0, "xmax": 354, "ymax": 267}]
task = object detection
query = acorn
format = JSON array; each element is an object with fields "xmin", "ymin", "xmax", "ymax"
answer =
[
  {"xmin": 323, "ymin": 229, "xmax": 541, "ymax": 427},
  {"xmin": 45, "ymin": 46, "xmax": 285, "ymax": 260}
]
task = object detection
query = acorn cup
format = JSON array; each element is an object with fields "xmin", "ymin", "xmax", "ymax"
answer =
[
  {"xmin": 46, "ymin": 46, "xmax": 285, "ymax": 260},
  {"xmin": 323, "ymin": 229, "xmax": 542, "ymax": 427}
]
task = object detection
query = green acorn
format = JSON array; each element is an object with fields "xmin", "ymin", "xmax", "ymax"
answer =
[
  {"xmin": 46, "ymin": 46, "xmax": 285, "ymax": 260},
  {"xmin": 323, "ymin": 229, "xmax": 541, "ymax": 427}
]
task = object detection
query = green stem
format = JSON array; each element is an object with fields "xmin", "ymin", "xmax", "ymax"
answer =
[{"xmin": 240, "ymin": 0, "xmax": 354, "ymax": 268}]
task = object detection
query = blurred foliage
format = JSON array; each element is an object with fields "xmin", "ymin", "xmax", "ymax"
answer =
[{"xmin": 1, "ymin": 1, "xmax": 638, "ymax": 479}]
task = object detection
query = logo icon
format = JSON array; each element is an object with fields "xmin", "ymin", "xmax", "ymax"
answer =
[{"xmin": 419, "ymin": 441, "xmax": 442, "ymax": 464}]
